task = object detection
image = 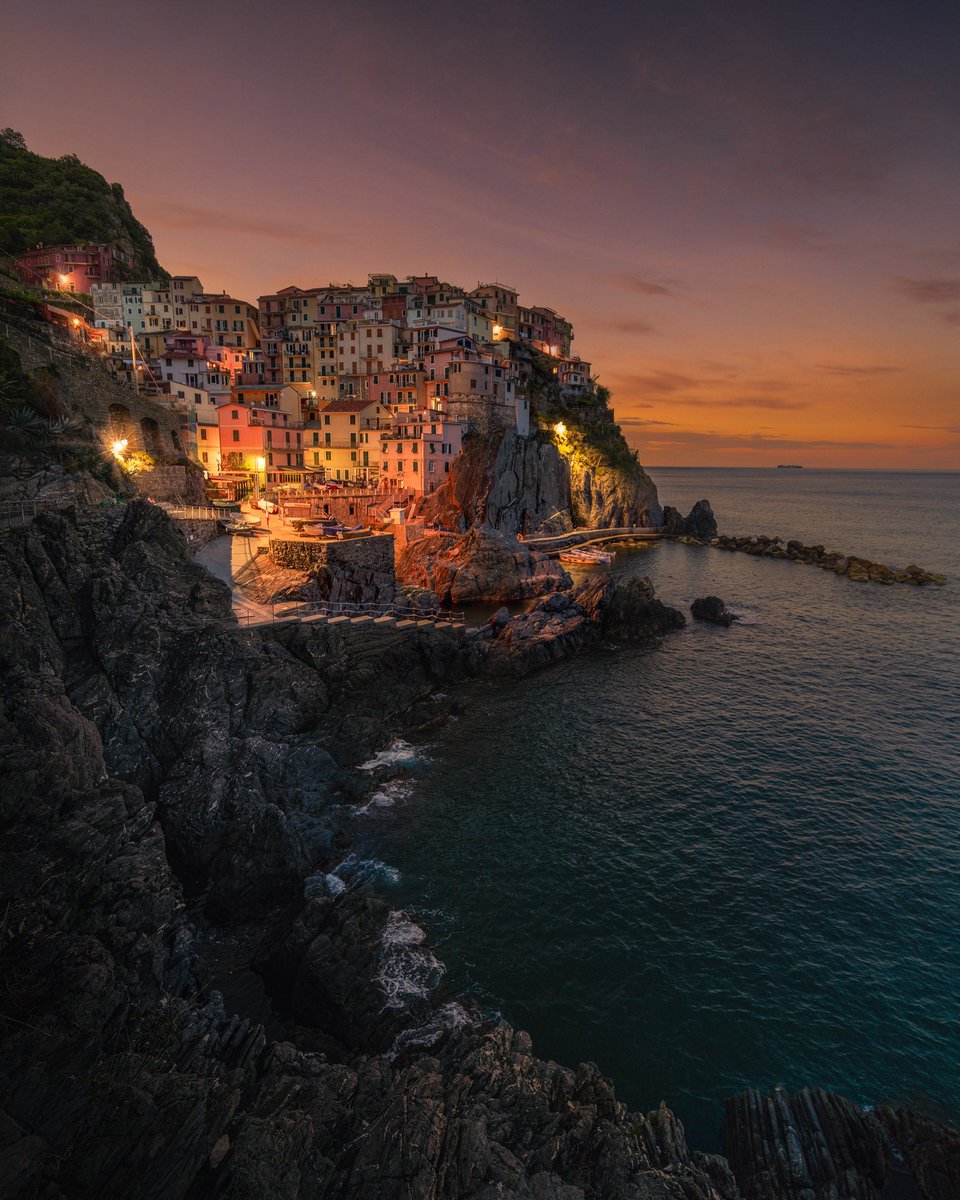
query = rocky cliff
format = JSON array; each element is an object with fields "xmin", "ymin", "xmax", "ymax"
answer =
[
  {"xmin": 0, "ymin": 501, "xmax": 733, "ymax": 1199},
  {"xmin": 415, "ymin": 350, "xmax": 662, "ymax": 537},
  {"xmin": 396, "ymin": 526, "xmax": 571, "ymax": 606}
]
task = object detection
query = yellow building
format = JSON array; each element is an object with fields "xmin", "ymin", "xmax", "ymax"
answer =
[{"xmin": 304, "ymin": 398, "xmax": 391, "ymax": 481}]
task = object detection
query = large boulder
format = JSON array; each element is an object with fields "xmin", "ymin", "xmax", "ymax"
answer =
[
  {"xmin": 396, "ymin": 527, "xmax": 571, "ymax": 606},
  {"xmin": 691, "ymin": 595, "xmax": 739, "ymax": 626},
  {"xmin": 663, "ymin": 499, "xmax": 718, "ymax": 540}
]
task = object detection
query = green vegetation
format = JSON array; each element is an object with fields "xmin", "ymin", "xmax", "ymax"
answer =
[
  {"xmin": 0, "ymin": 337, "xmax": 114, "ymax": 480},
  {"xmin": 525, "ymin": 348, "xmax": 640, "ymax": 472},
  {"xmin": 0, "ymin": 129, "xmax": 165, "ymax": 279}
]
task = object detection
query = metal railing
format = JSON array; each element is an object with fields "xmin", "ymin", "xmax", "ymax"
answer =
[
  {"xmin": 232, "ymin": 597, "xmax": 465, "ymax": 629},
  {"xmin": 157, "ymin": 503, "xmax": 222, "ymax": 521},
  {"xmin": 0, "ymin": 498, "xmax": 74, "ymax": 525}
]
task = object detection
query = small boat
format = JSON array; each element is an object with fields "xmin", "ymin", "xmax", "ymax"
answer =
[{"xmin": 559, "ymin": 545, "xmax": 613, "ymax": 566}]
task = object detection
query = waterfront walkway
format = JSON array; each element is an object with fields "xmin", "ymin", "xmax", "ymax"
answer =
[{"xmin": 524, "ymin": 526, "xmax": 663, "ymax": 554}]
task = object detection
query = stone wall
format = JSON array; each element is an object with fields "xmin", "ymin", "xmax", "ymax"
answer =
[
  {"xmin": 269, "ymin": 532, "xmax": 395, "ymax": 575},
  {"xmin": 137, "ymin": 463, "xmax": 206, "ymax": 503},
  {"xmin": 172, "ymin": 517, "xmax": 221, "ymax": 550}
]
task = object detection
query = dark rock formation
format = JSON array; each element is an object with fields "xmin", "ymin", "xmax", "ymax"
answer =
[
  {"xmin": 0, "ymin": 500, "xmax": 727, "ymax": 1199},
  {"xmin": 663, "ymin": 500, "xmax": 718, "ymax": 540},
  {"xmin": 484, "ymin": 571, "xmax": 685, "ymax": 675},
  {"xmin": 711, "ymin": 534, "xmax": 947, "ymax": 585},
  {"xmin": 397, "ymin": 526, "xmax": 571, "ymax": 606},
  {"xmin": 725, "ymin": 1086, "xmax": 960, "ymax": 1200},
  {"xmin": 691, "ymin": 596, "xmax": 739, "ymax": 626}
]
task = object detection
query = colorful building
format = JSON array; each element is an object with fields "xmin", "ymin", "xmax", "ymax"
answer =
[
  {"xmin": 217, "ymin": 395, "xmax": 304, "ymax": 484},
  {"xmin": 379, "ymin": 409, "xmax": 467, "ymax": 496},
  {"xmin": 14, "ymin": 243, "xmax": 133, "ymax": 293},
  {"xmin": 303, "ymin": 398, "xmax": 392, "ymax": 481}
]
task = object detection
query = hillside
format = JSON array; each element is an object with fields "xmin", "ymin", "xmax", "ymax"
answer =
[{"xmin": 0, "ymin": 128, "xmax": 164, "ymax": 278}]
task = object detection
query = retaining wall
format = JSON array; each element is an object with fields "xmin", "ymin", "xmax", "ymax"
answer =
[{"xmin": 269, "ymin": 533, "xmax": 395, "ymax": 575}]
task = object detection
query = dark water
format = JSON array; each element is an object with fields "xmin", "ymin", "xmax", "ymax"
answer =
[{"xmin": 353, "ymin": 469, "xmax": 960, "ymax": 1151}]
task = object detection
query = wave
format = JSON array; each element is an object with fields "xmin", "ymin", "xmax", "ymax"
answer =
[
  {"xmin": 376, "ymin": 909, "xmax": 444, "ymax": 1010},
  {"xmin": 357, "ymin": 738, "xmax": 423, "ymax": 772},
  {"xmin": 350, "ymin": 778, "xmax": 414, "ymax": 816},
  {"xmin": 389, "ymin": 1000, "xmax": 476, "ymax": 1057}
]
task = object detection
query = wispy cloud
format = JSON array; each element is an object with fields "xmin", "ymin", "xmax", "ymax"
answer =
[
  {"xmin": 894, "ymin": 277, "xmax": 960, "ymax": 305},
  {"xmin": 612, "ymin": 272, "xmax": 683, "ymax": 299},
  {"xmin": 146, "ymin": 202, "xmax": 334, "ymax": 244},
  {"xmin": 817, "ymin": 363, "xmax": 904, "ymax": 376},
  {"xmin": 611, "ymin": 319, "xmax": 660, "ymax": 335}
]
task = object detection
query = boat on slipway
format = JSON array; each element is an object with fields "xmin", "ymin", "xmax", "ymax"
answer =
[{"xmin": 559, "ymin": 545, "xmax": 613, "ymax": 566}]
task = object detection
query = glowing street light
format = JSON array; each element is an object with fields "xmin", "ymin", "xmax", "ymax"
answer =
[
  {"xmin": 111, "ymin": 438, "xmax": 129, "ymax": 460},
  {"xmin": 58, "ymin": 273, "xmax": 70, "ymax": 286},
  {"xmin": 554, "ymin": 422, "xmax": 567, "ymax": 439},
  {"xmin": 254, "ymin": 455, "xmax": 266, "ymax": 502}
]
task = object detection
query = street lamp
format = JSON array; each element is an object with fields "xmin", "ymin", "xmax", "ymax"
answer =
[{"xmin": 254, "ymin": 455, "xmax": 266, "ymax": 503}]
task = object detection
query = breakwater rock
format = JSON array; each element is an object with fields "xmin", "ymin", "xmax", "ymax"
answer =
[
  {"xmin": 691, "ymin": 596, "xmax": 739, "ymax": 626},
  {"xmin": 663, "ymin": 499, "xmax": 719, "ymax": 541},
  {"xmin": 725, "ymin": 1085, "xmax": 960, "ymax": 1200},
  {"xmin": 706, "ymin": 534, "xmax": 947, "ymax": 585},
  {"xmin": 397, "ymin": 525, "xmax": 571, "ymax": 606}
]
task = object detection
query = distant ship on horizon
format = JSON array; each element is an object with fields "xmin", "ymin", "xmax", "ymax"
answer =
[{"xmin": 777, "ymin": 464, "xmax": 803, "ymax": 469}]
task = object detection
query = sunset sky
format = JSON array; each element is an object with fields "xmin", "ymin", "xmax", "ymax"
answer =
[{"xmin": 4, "ymin": 0, "xmax": 958, "ymax": 467}]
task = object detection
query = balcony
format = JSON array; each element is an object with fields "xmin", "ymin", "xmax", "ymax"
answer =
[{"xmin": 249, "ymin": 414, "xmax": 303, "ymax": 429}]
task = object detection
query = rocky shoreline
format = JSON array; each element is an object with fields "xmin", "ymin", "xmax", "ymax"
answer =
[
  {"xmin": 672, "ymin": 529, "xmax": 946, "ymax": 586},
  {"xmin": 2, "ymin": 501, "xmax": 957, "ymax": 1199}
]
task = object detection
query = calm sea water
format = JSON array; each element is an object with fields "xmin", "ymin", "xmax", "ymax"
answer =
[{"xmin": 352, "ymin": 469, "xmax": 960, "ymax": 1152}]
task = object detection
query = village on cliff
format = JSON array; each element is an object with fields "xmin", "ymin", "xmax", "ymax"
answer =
[{"xmin": 12, "ymin": 246, "xmax": 594, "ymax": 515}]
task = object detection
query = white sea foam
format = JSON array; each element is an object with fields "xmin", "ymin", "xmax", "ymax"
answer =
[
  {"xmin": 350, "ymin": 778, "xmax": 413, "ymax": 816},
  {"xmin": 357, "ymin": 739, "xmax": 420, "ymax": 772},
  {"xmin": 376, "ymin": 909, "xmax": 444, "ymax": 1009},
  {"xmin": 303, "ymin": 871, "xmax": 347, "ymax": 901},
  {"xmin": 335, "ymin": 854, "xmax": 401, "ymax": 886},
  {"xmin": 389, "ymin": 1000, "xmax": 476, "ymax": 1057}
]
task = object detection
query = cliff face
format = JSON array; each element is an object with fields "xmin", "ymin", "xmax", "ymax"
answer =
[
  {"xmin": 0, "ymin": 501, "xmax": 730, "ymax": 1199},
  {"xmin": 418, "ymin": 428, "xmax": 662, "ymax": 536},
  {"xmin": 396, "ymin": 526, "xmax": 571, "ymax": 605}
]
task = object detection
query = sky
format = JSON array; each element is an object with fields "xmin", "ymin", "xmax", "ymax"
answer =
[{"xmin": 3, "ymin": 0, "xmax": 959, "ymax": 467}]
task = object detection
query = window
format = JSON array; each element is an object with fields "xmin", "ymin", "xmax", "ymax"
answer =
[
  {"xmin": 232, "ymin": 430, "xmax": 239, "ymax": 442},
  {"xmin": 313, "ymin": 452, "xmax": 320, "ymax": 465},
  {"xmin": 325, "ymin": 451, "xmax": 331, "ymax": 461},
  {"xmin": 200, "ymin": 428, "xmax": 207, "ymax": 441}
]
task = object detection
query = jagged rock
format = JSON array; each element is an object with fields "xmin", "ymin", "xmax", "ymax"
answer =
[
  {"xmin": 397, "ymin": 526, "xmax": 571, "ymax": 606},
  {"xmin": 691, "ymin": 596, "xmax": 739, "ymax": 626},
  {"xmin": 486, "ymin": 572, "xmax": 685, "ymax": 675},
  {"xmin": 663, "ymin": 500, "xmax": 718, "ymax": 540},
  {"xmin": 725, "ymin": 1085, "xmax": 960, "ymax": 1200}
]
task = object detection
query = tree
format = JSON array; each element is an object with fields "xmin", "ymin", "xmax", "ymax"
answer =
[{"xmin": 0, "ymin": 128, "xmax": 27, "ymax": 150}]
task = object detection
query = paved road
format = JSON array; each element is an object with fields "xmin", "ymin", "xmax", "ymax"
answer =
[{"xmin": 194, "ymin": 533, "xmax": 273, "ymax": 621}]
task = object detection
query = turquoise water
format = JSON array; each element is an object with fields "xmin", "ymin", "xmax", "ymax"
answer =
[{"xmin": 354, "ymin": 469, "xmax": 960, "ymax": 1151}]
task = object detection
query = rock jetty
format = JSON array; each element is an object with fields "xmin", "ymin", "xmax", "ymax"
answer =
[
  {"xmin": 662, "ymin": 502, "xmax": 946, "ymax": 586},
  {"xmin": 709, "ymin": 533, "xmax": 946, "ymax": 585}
]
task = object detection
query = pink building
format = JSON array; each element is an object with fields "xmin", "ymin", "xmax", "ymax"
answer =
[
  {"xmin": 379, "ymin": 409, "xmax": 466, "ymax": 496},
  {"xmin": 368, "ymin": 365, "xmax": 426, "ymax": 408},
  {"xmin": 557, "ymin": 356, "xmax": 592, "ymax": 394},
  {"xmin": 15, "ymin": 243, "xmax": 133, "ymax": 293},
  {"xmin": 217, "ymin": 398, "xmax": 304, "ymax": 480}
]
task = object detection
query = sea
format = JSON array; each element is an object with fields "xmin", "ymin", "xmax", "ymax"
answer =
[{"xmin": 346, "ymin": 468, "xmax": 960, "ymax": 1152}]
